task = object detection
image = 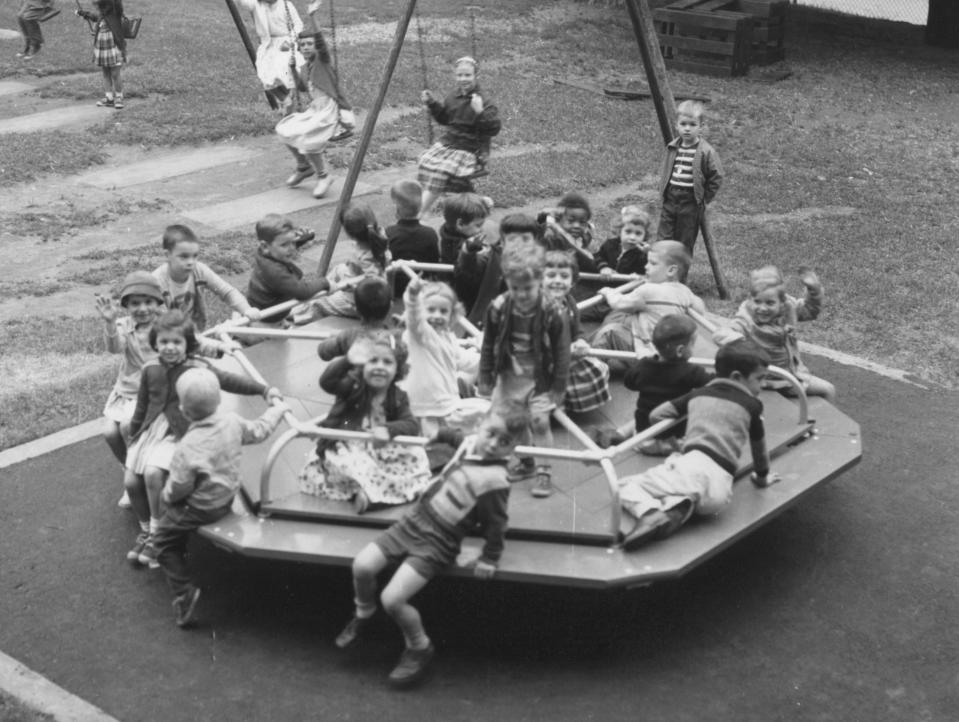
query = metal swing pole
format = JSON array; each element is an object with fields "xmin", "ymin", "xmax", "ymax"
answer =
[
  {"xmin": 224, "ymin": 0, "xmax": 279, "ymax": 110},
  {"xmin": 317, "ymin": 0, "xmax": 419, "ymax": 276}
]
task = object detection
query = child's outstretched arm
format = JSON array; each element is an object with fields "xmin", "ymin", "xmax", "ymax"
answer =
[
  {"xmin": 469, "ymin": 486, "xmax": 510, "ymax": 579},
  {"xmin": 402, "ymin": 274, "xmax": 434, "ymax": 343},
  {"xmin": 195, "ymin": 262, "xmax": 261, "ymax": 321},
  {"xmin": 238, "ymin": 402, "xmax": 291, "ymax": 445},
  {"xmin": 747, "ymin": 412, "xmax": 780, "ymax": 487},
  {"xmin": 96, "ymin": 295, "xmax": 122, "ymax": 354}
]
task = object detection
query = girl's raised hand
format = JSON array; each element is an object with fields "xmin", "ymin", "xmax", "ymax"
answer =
[
  {"xmin": 797, "ymin": 266, "xmax": 820, "ymax": 289},
  {"xmin": 421, "ymin": 90, "xmax": 433, "ymax": 104},
  {"xmin": 306, "ymin": 0, "xmax": 322, "ymax": 14},
  {"xmin": 470, "ymin": 93, "xmax": 484, "ymax": 113},
  {"xmin": 95, "ymin": 294, "xmax": 118, "ymax": 323}
]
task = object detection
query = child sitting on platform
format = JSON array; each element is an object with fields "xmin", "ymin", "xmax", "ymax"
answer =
[
  {"xmin": 316, "ymin": 277, "xmax": 393, "ymax": 361},
  {"xmin": 386, "ymin": 180, "xmax": 439, "ymax": 298},
  {"xmin": 477, "ymin": 235, "xmax": 571, "ymax": 499},
  {"xmin": 334, "ymin": 403, "xmax": 531, "ymax": 689},
  {"xmin": 596, "ymin": 205, "xmax": 652, "ymax": 279},
  {"xmin": 617, "ymin": 339, "xmax": 781, "ymax": 551},
  {"xmin": 591, "ymin": 241, "xmax": 706, "ymax": 373},
  {"xmin": 539, "ymin": 191, "xmax": 599, "ymax": 276},
  {"xmin": 247, "ymin": 213, "xmax": 330, "ymax": 323},
  {"xmin": 453, "ymin": 209, "xmax": 520, "ymax": 327},
  {"xmin": 713, "ymin": 265, "xmax": 836, "ymax": 401},
  {"xmin": 297, "ymin": 335, "xmax": 431, "ymax": 512},
  {"xmin": 439, "ymin": 192, "xmax": 490, "ymax": 266},
  {"xmin": 153, "ymin": 224, "xmax": 261, "ymax": 331},
  {"xmin": 153, "ymin": 368, "xmax": 288, "ymax": 628}
]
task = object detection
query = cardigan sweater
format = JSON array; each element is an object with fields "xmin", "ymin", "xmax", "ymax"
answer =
[
  {"xmin": 658, "ymin": 137, "xmax": 723, "ymax": 206},
  {"xmin": 426, "ymin": 84, "xmax": 501, "ymax": 155}
]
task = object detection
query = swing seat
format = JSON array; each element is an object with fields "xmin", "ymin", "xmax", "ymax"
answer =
[{"xmin": 445, "ymin": 167, "xmax": 489, "ymax": 194}]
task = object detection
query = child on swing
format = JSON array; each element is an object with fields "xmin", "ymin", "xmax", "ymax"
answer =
[
  {"xmin": 297, "ymin": 335, "xmax": 431, "ymax": 513},
  {"xmin": 17, "ymin": 0, "xmax": 59, "ymax": 60},
  {"xmin": 417, "ymin": 56, "xmax": 501, "ymax": 216},
  {"xmin": 75, "ymin": 0, "xmax": 126, "ymax": 108}
]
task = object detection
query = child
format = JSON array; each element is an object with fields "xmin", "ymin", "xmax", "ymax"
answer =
[
  {"xmin": 153, "ymin": 224, "xmax": 261, "ymax": 331},
  {"xmin": 17, "ymin": 0, "xmax": 59, "ymax": 59},
  {"xmin": 477, "ymin": 237, "xmax": 571, "ymax": 498},
  {"xmin": 276, "ymin": 17, "xmax": 354, "ymax": 198},
  {"xmin": 714, "ymin": 265, "xmax": 836, "ymax": 401},
  {"xmin": 658, "ymin": 100, "xmax": 723, "ymax": 255},
  {"xmin": 246, "ymin": 213, "xmax": 330, "ymax": 322},
  {"xmin": 592, "ymin": 241, "xmax": 706, "ymax": 372},
  {"xmin": 596, "ymin": 205, "xmax": 653, "ymax": 279},
  {"xmin": 76, "ymin": 0, "xmax": 127, "ymax": 108},
  {"xmin": 294, "ymin": 202, "xmax": 391, "ymax": 322},
  {"xmin": 417, "ymin": 56, "xmax": 501, "ymax": 215},
  {"xmin": 542, "ymin": 251, "xmax": 611, "ymax": 414},
  {"xmin": 438, "ymin": 192, "xmax": 490, "ymax": 266},
  {"xmin": 236, "ymin": 0, "xmax": 305, "ymax": 108},
  {"xmin": 454, "ymin": 210, "xmax": 525, "ymax": 327},
  {"xmin": 617, "ymin": 339, "xmax": 781, "ymax": 551},
  {"xmin": 124, "ymin": 311, "xmax": 281, "ymax": 568},
  {"xmin": 96, "ymin": 271, "xmax": 164, "ymax": 487},
  {"xmin": 386, "ymin": 179, "xmax": 440, "ymax": 298},
  {"xmin": 316, "ymin": 277, "xmax": 393, "ymax": 360},
  {"xmin": 297, "ymin": 335, "xmax": 431, "ymax": 512},
  {"xmin": 539, "ymin": 191, "xmax": 599, "ymax": 276},
  {"xmin": 153, "ymin": 368, "xmax": 288, "ymax": 628},
  {"xmin": 402, "ymin": 272, "xmax": 482, "ymax": 438},
  {"xmin": 622, "ymin": 314, "xmax": 714, "ymax": 454},
  {"xmin": 334, "ymin": 403, "xmax": 531, "ymax": 688}
]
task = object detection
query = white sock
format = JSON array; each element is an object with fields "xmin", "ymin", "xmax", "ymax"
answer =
[
  {"xmin": 139, "ymin": 520, "xmax": 149, "ymax": 533},
  {"xmin": 149, "ymin": 517, "xmax": 160, "ymax": 535}
]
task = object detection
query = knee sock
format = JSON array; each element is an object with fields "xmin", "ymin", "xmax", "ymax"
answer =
[{"xmin": 149, "ymin": 517, "xmax": 160, "ymax": 535}]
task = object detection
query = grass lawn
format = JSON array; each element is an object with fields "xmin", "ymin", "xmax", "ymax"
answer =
[{"xmin": 0, "ymin": 0, "xmax": 956, "ymax": 449}]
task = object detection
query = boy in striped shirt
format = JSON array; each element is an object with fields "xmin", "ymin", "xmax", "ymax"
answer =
[{"xmin": 657, "ymin": 100, "xmax": 723, "ymax": 255}]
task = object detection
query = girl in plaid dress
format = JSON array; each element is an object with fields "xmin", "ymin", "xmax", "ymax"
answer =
[
  {"xmin": 77, "ymin": 0, "xmax": 126, "ymax": 109},
  {"xmin": 417, "ymin": 56, "xmax": 501, "ymax": 216}
]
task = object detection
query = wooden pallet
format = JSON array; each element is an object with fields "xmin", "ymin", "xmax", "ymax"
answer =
[{"xmin": 654, "ymin": 5, "xmax": 754, "ymax": 77}]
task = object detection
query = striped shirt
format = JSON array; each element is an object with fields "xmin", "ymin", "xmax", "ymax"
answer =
[{"xmin": 669, "ymin": 143, "xmax": 698, "ymax": 188}]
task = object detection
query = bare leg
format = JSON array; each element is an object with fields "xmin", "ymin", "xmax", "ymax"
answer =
[
  {"xmin": 123, "ymin": 470, "xmax": 150, "ymax": 525},
  {"xmin": 110, "ymin": 66, "xmax": 123, "ymax": 96},
  {"xmin": 351, "ymin": 543, "xmax": 389, "ymax": 617},
  {"xmin": 103, "ymin": 418, "xmax": 127, "ymax": 465},
  {"xmin": 143, "ymin": 465, "xmax": 168, "ymax": 523},
  {"xmin": 420, "ymin": 189, "xmax": 439, "ymax": 217},
  {"xmin": 380, "ymin": 562, "xmax": 432, "ymax": 650}
]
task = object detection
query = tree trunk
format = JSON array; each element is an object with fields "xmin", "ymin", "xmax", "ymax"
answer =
[{"xmin": 926, "ymin": 0, "xmax": 959, "ymax": 48}]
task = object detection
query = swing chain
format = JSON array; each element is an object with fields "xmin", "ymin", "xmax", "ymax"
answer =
[
  {"xmin": 282, "ymin": 0, "xmax": 302, "ymax": 113},
  {"xmin": 328, "ymin": 0, "xmax": 339, "ymax": 84},
  {"xmin": 414, "ymin": 7, "xmax": 434, "ymax": 146}
]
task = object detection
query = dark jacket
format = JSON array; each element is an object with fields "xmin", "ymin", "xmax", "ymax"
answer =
[
  {"xmin": 82, "ymin": 0, "xmax": 126, "ymax": 52},
  {"xmin": 387, "ymin": 219, "xmax": 439, "ymax": 296},
  {"xmin": 246, "ymin": 250, "xmax": 330, "ymax": 321},
  {"xmin": 595, "ymin": 236, "xmax": 648, "ymax": 277},
  {"xmin": 624, "ymin": 356, "xmax": 713, "ymax": 431},
  {"xmin": 427, "ymin": 84, "xmax": 501, "ymax": 155},
  {"xmin": 454, "ymin": 238, "xmax": 504, "ymax": 326}
]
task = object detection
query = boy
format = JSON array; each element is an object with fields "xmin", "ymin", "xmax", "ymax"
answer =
[
  {"xmin": 477, "ymin": 233, "xmax": 571, "ymax": 498},
  {"xmin": 385, "ymin": 179, "xmax": 439, "ymax": 298},
  {"xmin": 246, "ymin": 214, "xmax": 330, "ymax": 322},
  {"xmin": 592, "ymin": 241, "xmax": 706, "ymax": 373},
  {"xmin": 315, "ymin": 277, "xmax": 393, "ymax": 360},
  {"xmin": 617, "ymin": 339, "xmax": 781, "ymax": 551},
  {"xmin": 658, "ymin": 100, "xmax": 723, "ymax": 255},
  {"xmin": 153, "ymin": 368, "xmax": 288, "ymax": 627},
  {"xmin": 439, "ymin": 192, "xmax": 490, "ymax": 265},
  {"xmin": 538, "ymin": 191, "xmax": 599, "ymax": 282},
  {"xmin": 622, "ymin": 314, "xmax": 713, "ymax": 454},
  {"xmin": 453, "ymin": 208, "xmax": 514, "ymax": 326},
  {"xmin": 334, "ymin": 404, "xmax": 531, "ymax": 688},
  {"xmin": 153, "ymin": 224, "xmax": 260, "ymax": 331}
]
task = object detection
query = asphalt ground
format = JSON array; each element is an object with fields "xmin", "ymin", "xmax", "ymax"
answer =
[{"xmin": 2, "ymin": 355, "xmax": 957, "ymax": 722}]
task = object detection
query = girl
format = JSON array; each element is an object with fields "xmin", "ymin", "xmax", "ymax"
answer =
[
  {"xmin": 596, "ymin": 205, "xmax": 653, "ymax": 278},
  {"xmin": 236, "ymin": 0, "xmax": 305, "ymax": 109},
  {"xmin": 297, "ymin": 335, "xmax": 431, "ymax": 513},
  {"xmin": 124, "ymin": 310, "xmax": 281, "ymax": 568},
  {"xmin": 401, "ymin": 272, "xmax": 484, "ymax": 438},
  {"xmin": 293, "ymin": 202, "xmax": 390, "ymax": 323},
  {"xmin": 417, "ymin": 56, "xmax": 501, "ymax": 215},
  {"xmin": 76, "ymin": 0, "xmax": 126, "ymax": 109},
  {"xmin": 276, "ymin": 11, "xmax": 354, "ymax": 198},
  {"xmin": 714, "ymin": 265, "xmax": 836, "ymax": 401}
]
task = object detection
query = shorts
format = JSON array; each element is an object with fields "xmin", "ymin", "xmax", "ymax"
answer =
[
  {"xmin": 490, "ymin": 371, "xmax": 554, "ymax": 418},
  {"xmin": 374, "ymin": 507, "xmax": 460, "ymax": 580}
]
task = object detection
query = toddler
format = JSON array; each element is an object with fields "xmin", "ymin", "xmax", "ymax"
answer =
[
  {"xmin": 592, "ymin": 240, "xmax": 706, "ymax": 372},
  {"xmin": 153, "ymin": 224, "xmax": 260, "ymax": 331},
  {"xmin": 316, "ymin": 277, "xmax": 393, "ymax": 361},
  {"xmin": 247, "ymin": 213, "xmax": 330, "ymax": 322},
  {"xmin": 417, "ymin": 56, "xmax": 501, "ymax": 215},
  {"xmin": 76, "ymin": 0, "xmax": 126, "ymax": 108},
  {"xmin": 618, "ymin": 339, "xmax": 781, "ymax": 551},
  {"xmin": 402, "ymin": 273, "xmax": 482, "ymax": 438},
  {"xmin": 477, "ymin": 235, "xmax": 571, "ymax": 498},
  {"xmin": 334, "ymin": 404, "xmax": 531, "ymax": 689},
  {"xmin": 386, "ymin": 179, "xmax": 440, "ymax": 298},
  {"xmin": 297, "ymin": 335, "xmax": 431, "ymax": 512},
  {"xmin": 658, "ymin": 100, "xmax": 723, "ymax": 255},
  {"xmin": 154, "ymin": 368, "xmax": 288, "ymax": 627},
  {"xmin": 439, "ymin": 192, "xmax": 490, "ymax": 266},
  {"xmin": 596, "ymin": 205, "xmax": 653, "ymax": 278},
  {"xmin": 714, "ymin": 265, "xmax": 836, "ymax": 401}
]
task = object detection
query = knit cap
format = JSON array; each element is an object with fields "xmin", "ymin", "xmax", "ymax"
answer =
[
  {"xmin": 119, "ymin": 271, "xmax": 164, "ymax": 306},
  {"xmin": 175, "ymin": 368, "xmax": 221, "ymax": 421}
]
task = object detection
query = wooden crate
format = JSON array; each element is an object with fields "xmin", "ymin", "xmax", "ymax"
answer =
[{"xmin": 654, "ymin": 4, "xmax": 754, "ymax": 77}]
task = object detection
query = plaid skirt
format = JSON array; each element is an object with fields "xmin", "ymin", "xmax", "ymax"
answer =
[
  {"xmin": 565, "ymin": 356, "xmax": 611, "ymax": 413},
  {"xmin": 94, "ymin": 24, "xmax": 123, "ymax": 67},
  {"xmin": 417, "ymin": 142, "xmax": 480, "ymax": 193}
]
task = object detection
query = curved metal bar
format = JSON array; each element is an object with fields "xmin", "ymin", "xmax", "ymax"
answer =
[
  {"xmin": 765, "ymin": 365, "xmax": 809, "ymax": 425},
  {"xmin": 202, "ymin": 299, "xmax": 300, "ymax": 337},
  {"xmin": 599, "ymin": 457, "xmax": 622, "ymax": 545},
  {"xmin": 259, "ymin": 426, "xmax": 303, "ymax": 511},
  {"xmin": 576, "ymin": 279, "xmax": 644, "ymax": 311},
  {"xmin": 293, "ymin": 424, "xmax": 430, "ymax": 446},
  {"xmin": 606, "ymin": 417, "xmax": 683, "ymax": 459},
  {"xmin": 552, "ymin": 407, "xmax": 601, "ymax": 451},
  {"xmin": 223, "ymin": 327, "xmax": 334, "ymax": 341},
  {"xmin": 578, "ymin": 272, "xmax": 643, "ymax": 285},
  {"xmin": 394, "ymin": 261, "xmax": 454, "ymax": 275}
]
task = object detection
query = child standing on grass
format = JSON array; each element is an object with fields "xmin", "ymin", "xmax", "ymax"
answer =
[
  {"xmin": 297, "ymin": 335, "xmax": 431, "ymax": 512},
  {"xmin": 617, "ymin": 339, "xmax": 780, "ymax": 551},
  {"xmin": 334, "ymin": 404, "xmax": 531, "ymax": 689},
  {"xmin": 417, "ymin": 56, "xmax": 501, "ymax": 216},
  {"xmin": 477, "ymin": 235, "xmax": 571, "ymax": 499},
  {"xmin": 154, "ymin": 368, "xmax": 288, "ymax": 628},
  {"xmin": 592, "ymin": 241, "xmax": 706, "ymax": 373},
  {"xmin": 293, "ymin": 203, "xmax": 391, "ymax": 323},
  {"xmin": 402, "ymin": 272, "xmax": 482, "ymax": 438},
  {"xmin": 124, "ymin": 311, "xmax": 281, "ymax": 568},
  {"xmin": 246, "ymin": 213, "xmax": 330, "ymax": 323},
  {"xmin": 658, "ymin": 100, "xmax": 723, "ymax": 255},
  {"xmin": 316, "ymin": 277, "xmax": 393, "ymax": 360},
  {"xmin": 96, "ymin": 271, "xmax": 164, "ymax": 503},
  {"xmin": 386, "ymin": 180, "xmax": 439, "ymax": 298},
  {"xmin": 153, "ymin": 225, "xmax": 261, "ymax": 331},
  {"xmin": 17, "ymin": 0, "xmax": 59, "ymax": 60},
  {"xmin": 713, "ymin": 265, "xmax": 836, "ymax": 401},
  {"xmin": 76, "ymin": 0, "xmax": 127, "ymax": 109}
]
